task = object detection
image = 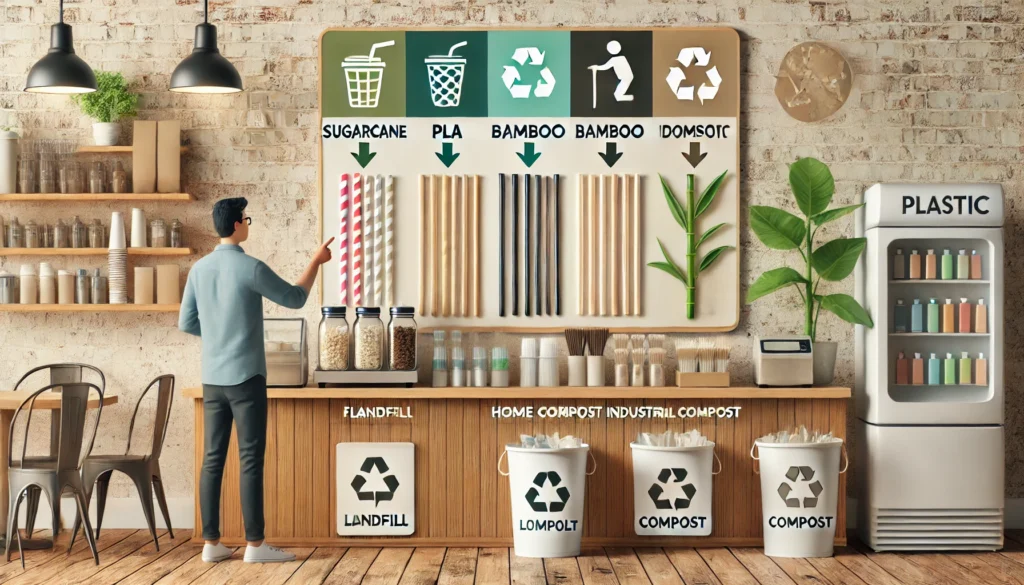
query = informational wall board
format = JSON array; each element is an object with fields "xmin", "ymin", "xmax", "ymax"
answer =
[
  {"xmin": 337, "ymin": 442, "xmax": 416, "ymax": 536},
  {"xmin": 319, "ymin": 28, "xmax": 740, "ymax": 332}
]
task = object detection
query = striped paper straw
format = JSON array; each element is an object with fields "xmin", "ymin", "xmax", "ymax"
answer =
[
  {"xmin": 385, "ymin": 175, "xmax": 395, "ymax": 307},
  {"xmin": 339, "ymin": 174, "xmax": 350, "ymax": 306},
  {"xmin": 363, "ymin": 175, "xmax": 375, "ymax": 304},
  {"xmin": 374, "ymin": 175, "xmax": 384, "ymax": 306},
  {"xmin": 351, "ymin": 173, "xmax": 363, "ymax": 307}
]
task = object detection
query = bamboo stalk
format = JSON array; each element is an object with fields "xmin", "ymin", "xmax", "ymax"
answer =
[
  {"xmin": 472, "ymin": 175, "xmax": 481, "ymax": 317},
  {"xmin": 577, "ymin": 174, "xmax": 586, "ymax": 316},
  {"xmin": 461, "ymin": 175, "xmax": 471, "ymax": 318},
  {"xmin": 419, "ymin": 174, "xmax": 428, "ymax": 316},
  {"xmin": 622, "ymin": 173, "xmax": 632, "ymax": 315},
  {"xmin": 588, "ymin": 174, "xmax": 598, "ymax": 317},
  {"xmin": 597, "ymin": 174, "xmax": 607, "ymax": 316},
  {"xmin": 632, "ymin": 173, "xmax": 642, "ymax": 316},
  {"xmin": 431, "ymin": 175, "xmax": 441, "ymax": 317},
  {"xmin": 610, "ymin": 174, "xmax": 620, "ymax": 317},
  {"xmin": 442, "ymin": 175, "xmax": 452, "ymax": 317},
  {"xmin": 685, "ymin": 174, "xmax": 696, "ymax": 319}
]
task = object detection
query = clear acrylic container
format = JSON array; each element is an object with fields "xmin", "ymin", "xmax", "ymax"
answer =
[
  {"xmin": 111, "ymin": 161, "xmax": 129, "ymax": 193},
  {"xmin": 71, "ymin": 215, "xmax": 87, "ymax": 248},
  {"xmin": 24, "ymin": 220, "xmax": 39, "ymax": 248},
  {"xmin": 170, "ymin": 218, "xmax": 184, "ymax": 248},
  {"xmin": 353, "ymin": 307, "xmax": 384, "ymax": 371},
  {"xmin": 88, "ymin": 219, "xmax": 105, "ymax": 248},
  {"xmin": 149, "ymin": 219, "xmax": 167, "ymax": 247},
  {"xmin": 7, "ymin": 217, "xmax": 23, "ymax": 248},
  {"xmin": 318, "ymin": 306, "xmax": 349, "ymax": 371},
  {"xmin": 53, "ymin": 219, "xmax": 69, "ymax": 248}
]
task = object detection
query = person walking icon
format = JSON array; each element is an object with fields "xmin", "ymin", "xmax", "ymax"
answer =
[{"xmin": 589, "ymin": 40, "xmax": 634, "ymax": 106}]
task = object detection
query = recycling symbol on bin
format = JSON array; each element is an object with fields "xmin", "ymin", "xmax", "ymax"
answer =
[
  {"xmin": 777, "ymin": 466, "xmax": 822, "ymax": 508},
  {"xmin": 665, "ymin": 47, "xmax": 722, "ymax": 104},
  {"xmin": 502, "ymin": 47, "xmax": 556, "ymax": 99},
  {"xmin": 351, "ymin": 457, "xmax": 400, "ymax": 507},
  {"xmin": 525, "ymin": 471, "xmax": 570, "ymax": 512},
  {"xmin": 648, "ymin": 468, "xmax": 697, "ymax": 510}
]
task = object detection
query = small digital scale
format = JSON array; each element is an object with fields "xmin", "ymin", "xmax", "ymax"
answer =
[{"xmin": 753, "ymin": 335, "xmax": 814, "ymax": 387}]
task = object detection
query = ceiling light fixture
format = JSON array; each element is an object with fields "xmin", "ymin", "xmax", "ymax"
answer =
[
  {"xmin": 170, "ymin": 0, "xmax": 243, "ymax": 93},
  {"xmin": 24, "ymin": 0, "xmax": 97, "ymax": 94}
]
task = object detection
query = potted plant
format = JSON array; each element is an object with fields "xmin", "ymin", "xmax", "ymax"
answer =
[
  {"xmin": 71, "ymin": 71, "xmax": 139, "ymax": 146},
  {"xmin": 746, "ymin": 157, "xmax": 874, "ymax": 384}
]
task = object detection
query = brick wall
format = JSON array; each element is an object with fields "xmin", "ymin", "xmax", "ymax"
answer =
[{"xmin": 1, "ymin": 0, "xmax": 1021, "ymax": 503}]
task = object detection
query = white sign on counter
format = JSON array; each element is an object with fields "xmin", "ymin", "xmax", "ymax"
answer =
[{"xmin": 337, "ymin": 442, "xmax": 415, "ymax": 536}]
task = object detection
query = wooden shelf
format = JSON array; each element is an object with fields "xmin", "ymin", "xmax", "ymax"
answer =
[
  {"xmin": 0, "ymin": 304, "xmax": 179, "ymax": 313},
  {"xmin": 0, "ymin": 247, "xmax": 192, "ymax": 257},
  {"xmin": 77, "ymin": 145, "xmax": 189, "ymax": 154},
  {"xmin": 0, "ymin": 193, "xmax": 193, "ymax": 202},
  {"xmin": 182, "ymin": 386, "xmax": 852, "ymax": 400}
]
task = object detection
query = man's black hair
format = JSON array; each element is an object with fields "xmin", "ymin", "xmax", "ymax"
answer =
[{"xmin": 213, "ymin": 197, "xmax": 248, "ymax": 237}]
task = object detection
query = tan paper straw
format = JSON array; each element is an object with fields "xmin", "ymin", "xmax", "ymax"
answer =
[
  {"xmin": 597, "ymin": 174, "xmax": 607, "ymax": 316},
  {"xmin": 588, "ymin": 174, "xmax": 599, "ymax": 317},
  {"xmin": 461, "ymin": 175, "xmax": 471, "ymax": 317},
  {"xmin": 610, "ymin": 174, "xmax": 620, "ymax": 317},
  {"xmin": 419, "ymin": 175, "xmax": 428, "ymax": 316},
  {"xmin": 578, "ymin": 174, "xmax": 587, "ymax": 316},
  {"xmin": 432, "ymin": 175, "xmax": 441, "ymax": 317},
  {"xmin": 472, "ymin": 175, "xmax": 482, "ymax": 317},
  {"xmin": 442, "ymin": 175, "xmax": 452, "ymax": 317},
  {"xmin": 632, "ymin": 173, "xmax": 641, "ymax": 315},
  {"xmin": 385, "ymin": 175, "xmax": 395, "ymax": 308},
  {"xmin": 622, "ymin": 174, "xmax": 632, "ymax": 315},
  {"xmin": 451, "ymin": 175, "xmax": 461, "ymax": 317}
]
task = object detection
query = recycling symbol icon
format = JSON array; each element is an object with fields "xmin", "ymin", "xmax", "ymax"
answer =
[
  {"xmin": 502, "ymin": 47, "xmax": 556, "ymax": 99},
  {"xmin": 778, "ymin": 466, "xmax": 823, "ymax": 508},
  {"xmin": 648, "ymin": 468, "xmax": 697, "ymax": 510},
  {"xmin": 351, "ymin": 457, "xmax": 400, "ymax": 507},
  {"xmin": 525, "ymin": 471, "xmax": 570, "ymax": 512},
  {"xmin": 665, "ymin": 47, "xmax": 722, "ymax": 104}
]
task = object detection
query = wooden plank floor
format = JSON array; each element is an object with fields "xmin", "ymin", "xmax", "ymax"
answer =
[{"xmin": 5, "ymin": 530, "xmax": 1024, "ymax": 584}]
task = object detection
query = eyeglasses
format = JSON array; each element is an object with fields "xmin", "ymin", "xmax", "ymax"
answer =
[{"xmin": 242, "ymin": 217, "xmax": 252, "ymax": 225}]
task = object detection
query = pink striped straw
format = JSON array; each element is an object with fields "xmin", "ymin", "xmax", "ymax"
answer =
[
  {"xmin": 339, "ymin": 173, "xmax": 350, "ymax": 306},
  {"xmin": 351, "ymin": 173, "xmax": 363, "ymax": 307}
]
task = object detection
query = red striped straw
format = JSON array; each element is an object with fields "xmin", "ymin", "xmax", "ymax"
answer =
[
  {"xmin": 351, "ymin": 173, "xmax": 363, "ymax": 307},
  {"xmin": 339, "ymin": 173, "xmax": 350, "ymax": 306}
]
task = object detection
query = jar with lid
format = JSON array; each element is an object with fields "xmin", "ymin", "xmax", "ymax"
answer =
[
  {"xmin": 88, "ymin": 161, "xmax": 105, "ymax": 194},
  {"xmin": 149, "ymin": 218, "xmax": 167, "ymax": 247},
  {"xmin": 111, "ymin": 161, "xmax": 129, "ymax": 193},
  {"xmin": 91, "ymin": 268, "xmax": 107, "ymax": 304},
  {"xmin": 19, "ymin": 264, "xmax": 37, "ymax": 304},
  {"xmin": 38, "ymin": 157, "xmax": 57, "ymax": 194},
  {"xmin": 75, "ymin": 268, "xmax": 90, "ymax": 304},
  {"xmin": 88, "ymin": 219, "xmax": 105, "ymax": 248},
  {"xmin": 318, "ymin": 306, "xmax": 350, "ymax": 371},
  {"xmin": 71, "ymin": 215, "xmax": 87, "ymax": 248},
  {"xmin": 53, "ymin": 219, "xmax": 69, "ymax": 248},
  {"xmin": 170, "ymin": 219, "xmax": 184, "ymax": 248},
  {"xmin": 42, "ymin": 224, "xmax": 54, "ymax": 248},
  {"xmin": 7, "ymin": 217, "xmax": 23, "ymax": 248},
  {"xmin": 17, "ymin": 160, "xmax": 35, "ymax": 194},
  {"xmin": 387, "ymin": 306, "xmax": 418, "ymax": 370},
  {"xmin": 353, "ymin": 307, "xmax": 384, "ymax": 370},
  {"xmin": 24, "ymin": 220, "xmax": 39, "ymax": 248},
  {"xmin": 38, "ymin": 262, "xmax": 55, "ymax": 304},
  {"xmin": 60, "ymin": 159, "xmax": 82, "ymax": 194},
  {"xmin": 57, "ymin": 270, "xmax": 74, "ymax": 304},
  {"xmin": 0, "ymin": 271, "xmax": 17, "ymax": 304}
]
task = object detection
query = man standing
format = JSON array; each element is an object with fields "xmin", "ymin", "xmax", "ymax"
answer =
[{"xmin": 179, "ymin": 197, "xmax": 333, "ymax": 563}]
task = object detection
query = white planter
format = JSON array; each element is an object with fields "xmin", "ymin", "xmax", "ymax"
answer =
[
  {"xmin": 812, "ymin": 341, "xmax": 838, "ymax": 385},
  {"xmin": 92, "ymin": 122, "xmax": 120, "ymax": 146}
]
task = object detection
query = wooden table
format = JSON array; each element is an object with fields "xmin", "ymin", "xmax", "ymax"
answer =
[
  {"xmin": 184, "ymin": 385, "xmax": 850, "ymax": 547},
  {"xmin": 0, "ymin": 390, "xmax": 118, "ymax": 550}
]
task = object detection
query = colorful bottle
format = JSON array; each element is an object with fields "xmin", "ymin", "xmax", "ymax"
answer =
[
  {"xmin": 975, "ymin": 299, "xmax": 988, "ymax": 333},
  {"xmin": 976, "ymin": 353, "xmax": 988, "ymax": 385},
  {"xmin": 941, "ymin": 249, "xmax": 954, "ymax": 280},
  {"xmin": 959, "ymin": 352, "xmax": 972, "ymax": 384},
  {"xmin": 927, "ymin": 353, "xmax": 941, "ymax": 385},
  {"xmin": 910, "ymin": 299, "xmax": 924, "ymax": 333},
  {"xmin": 970, "ymin": 250, "xmax": 983, "ymax": 279},
  {"xmin": 894, "ymin": 299, "xmax": 909, "ymax": 332},
  {"xmin": 958, "ymin": 298, "xmax": 972, "ymax": 333},
  {"xmin": 912, "ymin": 353, "xmax": 925, "ymax": 385},
  {"xmin": 941, "ymin": 299, "xmax": 955, "ymax": 333},
  {"xmin": 893, "ymin": 248, "xmax": 906, "ymax": 279},
  {"xmin": 943, "ymin": 353, "xmax": 956, "ymax": 384},
  {"xmin": 909, "ymin": 249, "xmax": 922, "ymax": 279},
  {"xmin": 896, "ymin": 351, "xmax": 909, "ymax": 384},
  {"xmin": 956, "ymin": 249, "xmax": 969, "ymax": 280},
  {"xmin": 924, "ymin": 249, "xmax": 937, "ymax": 280},
  {"xmin": 926, "ymin": 298, "xmax": 939, "ymax": 333}
]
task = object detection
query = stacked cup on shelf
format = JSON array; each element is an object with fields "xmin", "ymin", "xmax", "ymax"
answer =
[{"xmin": 108, "ymin": 211, "xmax": 128, "ymax": 304}]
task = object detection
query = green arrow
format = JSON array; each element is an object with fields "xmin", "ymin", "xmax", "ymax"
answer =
[
  {"xmin": 351, "ymin": 142, "xmax": 377, "ymax": 168},
  {"xmin": 435, "ymin": 142, "xmax": 460, "ymax": 168},
  {"xmin": 517, "ymin": 142, "xmax": 542, "ymax": 168},
  {"xmin": 598, "ymin": 142, "xmax": 622, "ymax": 167}
]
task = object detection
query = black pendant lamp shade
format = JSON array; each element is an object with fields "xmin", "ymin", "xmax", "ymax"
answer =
[
  {"xmin": 24, "ymin": 3, "xmax": 96, "ymax": 94},
  {"xmin": 170, "ymin": 0, "xmax": 243, "ymax": 93}
]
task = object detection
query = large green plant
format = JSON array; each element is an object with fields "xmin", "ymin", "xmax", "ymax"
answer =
[
  {"xmin": 747, "ymin": 157, "xmax": 873, "ymax": 340},
  {"xmin": 71, "ymin": 72, "xmax": 138, "ymax": 123},
  {"xmin": 649, "ymin": 170, "xmax": 733, "ymax": 319}
]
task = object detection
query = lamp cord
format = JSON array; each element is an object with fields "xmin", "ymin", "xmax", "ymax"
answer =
[
  {"xmin": 59, "ymin": 0, "xmax": 63, "ymax": 23},
  {"xmin": 203, "ymin": 0, "xmax": 208, "ymax": 23}
]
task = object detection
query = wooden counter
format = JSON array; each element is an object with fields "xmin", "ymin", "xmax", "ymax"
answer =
[{"xmin": 185, "ymin": 386, "xmax": 849, "ymax": 547}]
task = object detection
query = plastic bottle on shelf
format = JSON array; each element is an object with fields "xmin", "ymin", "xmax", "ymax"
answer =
[
  {"xmin": 926, "ymin": 298, "xmax": 939, "ymax": 333},
  {"xmin": 924, "ymin": 249, "xmax": 937, "ymax": 279},
  {"xmin": 896, "ymin": 352, "xmax": 909, "ymax": 385},
  {"xmin": 911, "ymin": 353, "xmax": 924, "ymax": 385},
  {"xmin": 958, "ymin": 298, "xmax": 972, "ymax": 333},
  {"xmin": 927, "ymin": 353, "xmax": 940, "ymax": 385},
  {"xmin": 956, "ymin": 249, "xmax": 969, "ymax": 280},
  {"xmin": 943, "ymin": 353, "xmax": 956, "ymax": 385},
  {"xmin": 941, "ymin": 299, "xmax": 955, "ymax": 333},
  {"xmin": 958, "ymin": 352, "xmax": 972, "ymax": 385},
  {"xmin": 894, "ymin": 299, "xmax": 909, "ymax": 333},
  {"xmin": 976, "ymin": 353, "xmax": 988, "ymax": 385},
  {"xmin": 892, "ymin": 248, "xmax": 905, "ymax": 279},
  {"xmin": 940, "ymin": 249, "xmax": 953, "ymax": 280},
  {"xmin": 975, "ymin": 299, "xmax": 987, "ymax": 334},
  {"xmin": 910, "ymin": 299, "xmax": 923, "ymax": 333},
  {"xmin": 908, "ymin": 250, "xmax": 921, "ymax": 279},
  {"xmin": 970, "ymin": 250, "xmax": 983, "ymax": 280}
]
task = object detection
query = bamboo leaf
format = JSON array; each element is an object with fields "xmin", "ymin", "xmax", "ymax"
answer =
[
  {"xmin": 699, "ymin": 245, "xmax": 733, "ymax": 273},
  {"xmin": 789, "ymin": 157, "xmax": 834, "ymax": 217},
  {"xmin": 749, "ymin": 206, "xmax": 806, "ymax": 250},
  {"xmin": 820, "ymin": 293, "xmax": 875, "ymax": 327},
  {"xmin": 649, "ymin": 262, "xmax": 687, "ymax": 284},
  {"xmin": 695, "ymin": 222, "xmax": 727, "ymax": 250},
  {"xmin": 695, "ymin": 169, "xmax": 728, "ymax": 218},
  {"xmin": 812, "ymin": 203, "xmax": 864, "ymax": 227},
  {"xmin": 659, "ymin": 239, "xmax": 688, "ymax": 280},
  {"xmin": 746, "ymin": 267, "xmax": 808, "ymax": 303},
  {"xmin": 811, "ymin": 237, "xmax": 867, "ymax": 281},
  {"xmin": 659, "ymin": 174, "xmax": 688, "ymax": 231}
]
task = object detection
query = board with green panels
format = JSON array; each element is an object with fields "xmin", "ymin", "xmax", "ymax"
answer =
[{"xmin": 318, "ymin": 27, "xmax": 742, "ymax": 332}]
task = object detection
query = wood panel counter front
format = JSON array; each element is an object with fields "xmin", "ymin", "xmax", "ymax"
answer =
[{"xmin": 183, "ymin": 386, "xmax": 850, "ymax": 547}]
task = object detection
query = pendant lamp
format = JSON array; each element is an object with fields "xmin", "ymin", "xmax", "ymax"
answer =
[
  {"xmin": 24, "ymin": 0, "xmax": 96, "ymax": 94},
  {"xmin": 170, "ymin": 0, "xmax": 243, "ymax": 93}
]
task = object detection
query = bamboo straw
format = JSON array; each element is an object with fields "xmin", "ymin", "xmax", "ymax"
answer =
[
  {"xmin": 385, "ymin": 175, "xmax": 395, "ymax": 308},
  {"xmin": 453, "ymin": 175, "xmax": 463, "ymax": 317},
  {"xmin": 431, "ymin": 175, "xmax": 441, "ymax": 316},
  {"xmin": 622, "ymin": 173, "xmax": 632, "ymax": 315},
  {"xmin": 499, "ymin": 173, "xmax": 506, "ymax": 317},
  {"xmin": 461, "ymin": 175, "xmax": 471, "ymax": 318},
  {"xmin": 588, "ymin": 174, "xmax": 598, "ymax": 316},
  {"xmin": 597, "ymin": 174, "xmax": 607, "ymax": 316},
  {"xmin": 610, "ymin": 174, "xmax": 620, "ymax": 316},
  {"xmin": 441, "ymin": 175, "xmax": 452, "ymax": 317},
  {"xmin": 577, "ymin": 174, "xmax": 586, "ymax": 316},
  {"xmin": 419, "ymin": 175, "xmax": 428, "ymax": 316},
  {"xmin": 472, "ymin": 174, "xmax": 481, "ymax": 317},
  {"xmin": 632, "ymin": 173, "xmax": 642, "ymax": 316}
]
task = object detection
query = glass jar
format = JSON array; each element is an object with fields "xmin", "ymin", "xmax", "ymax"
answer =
[
  {"xmin": 38, "ymin": 157, "xmax": 57, "ymax": 194},
  {"xmin": 60, "ymin": 159, "xmax": 83, "ymax": 194},
  {"xmin": 42, "ymin": 224, "xmax": 53, "ymax": 248},
  {"xmin": 88, "ymin": 161, "xmax": 105, "ymax": 194},
  {"xmin": 353, "ymin": 307, "xmax": 384, "ymax": 370},
  {"xmin": 75, "ymin": 268, "xmax": 90, "ymax": 304},
  {"xmin": 91, "ymin": 268, "xmax": 107, "ymax": 304},
  {"xmin": 7, "ymin": 217, "xmax": 23, "ymax": 248},
  {"xmin": 318, "ymin": 306, "xmax": 350, "ymax": 371},
  {"xmin": 88, "ymin": 219, "xmax": 105, "ymax": 248},
  {"xmin": 0, "ymin": 271, "xmax": 17, "ymax": 304},
  {"xmin": 111, "ymin": 161, "xmax": 129, "ymax": 193},
  {"xmin": 387, "ymin": 306, "xmax": 418, "ymax": 370},
  {"xmin": 17, "ymin": 160, "xmax": 36, "ymax": 194},
  {"xmin": 149, "ymin": 218, "xmax": 167, "ymax": 247},
  {"xmin": 53, "ymin": 219, "xmax": 69, "ymax": 248},
  {"xmin": 24, "ymin": 220, "xmax": 39, "ymax": 249},
  {"xmin": 71, "ymin": 215, "xmax": 87, "ymax": 248},
  {"xmin": 170, "ymin": 218, "xmax": 184, "ymax": 248}
]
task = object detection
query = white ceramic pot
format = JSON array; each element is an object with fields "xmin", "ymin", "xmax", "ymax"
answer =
[
  {"xmin": 0, "ymin": 130, "xmax": 17, "ymax": 194},
  {"xmin": 812, "ymin": 341, "xmax": 838, "ymax": 385},
  {"xmin": 92, "ymin": 122, "xmax": 120, "ymax": 146}
]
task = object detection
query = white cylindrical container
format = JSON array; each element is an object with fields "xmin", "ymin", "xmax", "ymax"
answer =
[
  {"xmin": 520, "ymin": 358, "xmax": 538, "ymax": 388},
  {"xmin": 614, "ymin": 364, "xmax": 629, "ymax": 387},
  {"xmin": 57, "ymin": 270, "xmax": 74, "ymax": 304},
  {"xmin": 631, "ymin": 442, "xmax": 717, "ymax": 536},
  {"xmin": 538, "ymin": 337, "xmax": 559, "ymax": 387},
  {"xmin": 0, "ymin": 130, "xmax": 17, "ymax": 195},
  {"xmin": 130, "ymin": 207, "xmax": 147, "ymax": 247},
  {"xmin": 754, "ymin": 438, "xmax": 846, "ymax": 558},
  {"xmin": 502, "ymin": 444, "xmax": 592, "ymax": 558},
  {"xmin": 586, "ymin": 356, "xmax": 605, "ymax": 387},
  {"xmin": 38, "ymin": 263, "xmax": 55, "ymax": 304},
  {"xmin": 19, "ymin": 264, "xmax": 37, "ymax": 304},
  {"xmin": 432, "ymin": 370, "xmax": 448, "ymax": 388},
  {"xmin": 109, "ymin": 211, "xmax": 126, "ymax": 249},
  {"xmin": 491, "ymin": 369, "xmax": 509, "ymax": 388},
  {"xmin": 631, "ymin": 365, "xmax": 644, "ymax": 387},
  {"xmin": 650, "ymin": 364, "xmax": 666, "ymax": 387},
  {"xmin": 567, "ymin": 356, "xmax": 586, "ymax": 386}
]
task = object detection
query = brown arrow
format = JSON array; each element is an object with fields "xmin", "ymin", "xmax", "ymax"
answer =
[{"xmin": 681, "ymin": 142, "xmax": 707, "ymax": 168}]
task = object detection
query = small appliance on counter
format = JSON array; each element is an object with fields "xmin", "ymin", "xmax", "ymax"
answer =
[
  {"xmin": 753, "ymin": 335, "xmax": 813, "ymax": 387},
  {"xmin": 265, "ymin": 317, "xmax": 307, "ymax": 387}
]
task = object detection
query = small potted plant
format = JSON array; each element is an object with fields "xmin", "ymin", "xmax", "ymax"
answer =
[
  {"xmin": 71, "ymin": 71, "xmax": 139, "ymax": 146},
  {"xmin": 747, "ymin": 157, "xmax": 874, "ymax": 384}
]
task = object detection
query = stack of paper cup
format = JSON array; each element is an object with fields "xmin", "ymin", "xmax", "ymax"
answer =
[
  {"xmin": 130, "ymin": 207, "xmax": 147, "ymax": 248},
  {"xmin": 108, "ymin": 211, "xmax": 128, "ymax": 304}
]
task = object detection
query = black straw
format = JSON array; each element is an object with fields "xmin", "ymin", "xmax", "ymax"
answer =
[
  {"xmin": 525, "ymin": 174, "xmax": 532, "ymax": 317},
  {"xmin": 499, "ymin": 173, "xmax": 506, "ymax": 317},
  {"xmin": 554, "ymin": 174, "xmax": 561, "ymax": 316},
  {"xmin": 534, "ymin": 174, "xmax": 542, "ymax": 315},
  {"xmin": 512, "ymin": 173, "xmax": 519, "ymax": 316}
]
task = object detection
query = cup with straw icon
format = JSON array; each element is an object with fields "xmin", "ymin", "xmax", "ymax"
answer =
[
  {"xmin": 425, "ymin": 41, "xmax": 468, "ymax": 108},
  {"xmin": 342, "ymin": 40, "xmax": 396, "ymax": 108}
]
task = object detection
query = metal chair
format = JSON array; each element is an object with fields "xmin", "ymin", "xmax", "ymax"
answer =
[
  {"xmin": 69, "ymin": 375, "xmax": 175, "ymax": 552},
  {"xmin": 5, "ymin": 383, "xmax": 103, "ymax": 567},
  {"xmin": 12, "ymin": 363, "xmax": 106, "ymax": 538}
]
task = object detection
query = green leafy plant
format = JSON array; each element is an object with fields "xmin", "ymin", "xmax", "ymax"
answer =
[
  {"xmin": 747, "ymin": 157, "xmax": 873, "ymax": 341},
  {"xmin": 70, "ymin": 72, "xmax": 138, "ymax": 124},
  {"xmin": 648, "ymin": 171, "xmax": 733, "ymax": 319}
]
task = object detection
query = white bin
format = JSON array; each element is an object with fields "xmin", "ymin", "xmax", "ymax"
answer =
[
  {"xmin": 630, "ymin": 442, "xmax": 720, "ymax": 536},
  {"xmin": 752, "ymin": 438, "xmax": 848, "ymax": 558},
  {"xmin": 499, "ymin": 444, "xmax": 594, "ymax": 558}
]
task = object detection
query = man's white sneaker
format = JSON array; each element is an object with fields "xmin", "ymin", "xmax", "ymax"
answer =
[
  {"xmin": 202, "ymin": 543, "xmax": 233, "ymax": 562},
  {"xmin": 243, "ymin": 542, "xmax": 296, "ymax": 563}
]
